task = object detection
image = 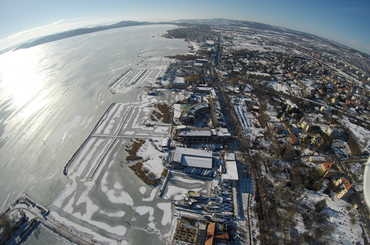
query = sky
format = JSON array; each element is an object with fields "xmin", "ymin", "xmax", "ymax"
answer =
[{"xmin": 1, "ymin": 0, "xmax": 370, "ymax": 54}]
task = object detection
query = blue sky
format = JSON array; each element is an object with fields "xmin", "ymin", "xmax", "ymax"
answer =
[{"xmin": 1, "ymin": 0, "xmax": 370, "ymax": 53}]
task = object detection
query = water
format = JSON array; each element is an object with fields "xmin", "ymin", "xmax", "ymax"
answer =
[{"xmin": 0, "ymin": 24, "xmax": 186, "ymax": 210}]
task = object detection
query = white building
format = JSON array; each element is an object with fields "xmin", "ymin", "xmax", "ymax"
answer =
[
  {"xmin": 170, "ymin": 147, "xmax": 213, "ymax": 169},
  {"xmin": 222, "ymin": 153, "xmax": 239, "ymax": 181}
]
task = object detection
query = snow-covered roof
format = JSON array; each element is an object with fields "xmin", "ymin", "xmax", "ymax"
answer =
[
  {"xmin": 225, "ymin": 152, "xmax": 236, "ymax": 161},
  {"xmin": 222, "ymin": 160, "xmax": 239, "ymax": 181},
  {"xmin": 211, "ymin": 89, "xmax": 217, "ymax": 98},
  {"xmin": 206, "ymin": 40, "xmax": 215, "ymax": 45},
  {"xmin": 161, "ymin": 137, "xmax": 169, "ymax": 147},
  {"xmin": 244, "ymin": 84, "xmax": 253, "ymax": 92},
  {"xmin": 174, "ymin": 77, "xmax": 186, "ymax": 85},
  {"xmin": 178, "ymin": 129, "xmax": 212, "ymax": 137},
  {"xmin": 216, "ymin": 128, "xmax": 231, "ymax": 137},
  {"xmin": 182, "ymin": 156, "xmax": 212, "ymax": 169},
  {"xmin": 196, "ymin": 87, "xmax": 213, "ymax": 92},
  {"xmin": 246, "ymin": 71, "xmax": 270, "ymax": 77},
  {"xmin": 173, "ymin": 104, "xmax": 182, "ymax": 120},
  {"xmin": 177, "ymin": 127, "xmax": 231, "ymax": 138},
  {"xmin": 172, "ymin": 147, "xmax": 213, "ymax": 169},
  {"xmin": 196, "ymin": 58, "xmax": 208, "ymax": 63}
]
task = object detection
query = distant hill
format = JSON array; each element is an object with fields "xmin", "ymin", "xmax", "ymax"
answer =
[
  {"xmin": 14, "ymin": 21, "xmax": 149, "ymax": 50},
  {"xmin": 0, "ymin": 21, "xmax": 152, "ymax": 54},
  {"xmin": 175, "ymin": 18, "xmax": 370, "ymax": 57}
]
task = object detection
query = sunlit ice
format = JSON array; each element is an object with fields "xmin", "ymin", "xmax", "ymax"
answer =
[{"xmin": 0, "ymin": 47, "xmax": 49, "ymax": 116}]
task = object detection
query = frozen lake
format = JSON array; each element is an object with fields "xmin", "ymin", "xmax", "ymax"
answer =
[{"xmin": 0, "ymin": 24, "xmax": 187, "ymax": 244}]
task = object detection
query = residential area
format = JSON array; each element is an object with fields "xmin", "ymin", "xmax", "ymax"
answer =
[{"xmin": 155, "ymin": 21, "xmax": 370, "ymax": 245}]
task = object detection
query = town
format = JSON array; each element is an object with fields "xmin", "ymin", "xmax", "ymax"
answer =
[
  {"xmin": 1, "ymin": 20, "xmax": 369, "ymax": 245},
  {"xmin": 157, "ymin": 21, "xmax": 370, "ymax": 245}
]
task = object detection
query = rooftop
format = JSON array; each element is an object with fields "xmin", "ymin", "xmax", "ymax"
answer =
[
  {"xmin": 205, "ymin": 222, "xmax": 216, "ymax": 245},
  {"xmin": 214, "ymin": 128, "xmax": 231, "ymax": 137},
  {"xmin": 225, "ymin": 152, "xmax": 236, "ymax": 161},
  {"xmin": 222, "ymin": 160, "xmax": 239, "ymax": 181},
  {"xmin": 178, "ymin": 129, "xmax": 212, "ymax": 137},
  {"xmin": 195, "ymin": 86, "xmax": 213, "ymax": 92},
  {"xmin": 172, "ymin": 147, "xmax": 213, "ymax": 169},
  {"xmin": 176, "ymin": 127, "xmax": 231, "ymax": 138},
  {"xmin": 182, "ymin": 156, "xmax": 213, "ymax": 169},
  {"xmin": 174, "ymin": 76, "xmax": 186, "ymax": 85}
]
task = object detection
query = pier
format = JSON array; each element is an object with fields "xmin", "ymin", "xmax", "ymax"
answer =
[{"xmin": 1, "ymin": 194, "xmax": 103, "ymax": 245}]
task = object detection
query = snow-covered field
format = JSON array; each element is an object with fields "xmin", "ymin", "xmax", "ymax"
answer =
[{"xmin": 163, "ymin": 174, "xmax": 210, "ymax": 201}]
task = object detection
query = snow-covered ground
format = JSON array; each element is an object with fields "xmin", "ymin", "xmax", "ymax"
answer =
[
  {"xmin": 188, "ymin": 41, "xmax": 200, "ymax": 52},
  {"xmin": 137, "ymin": 139, "xmax": 165, "ymax": 178},
  {"xmin": 298, "ymin": 190, "xmax": 365, "ymax": 245}
]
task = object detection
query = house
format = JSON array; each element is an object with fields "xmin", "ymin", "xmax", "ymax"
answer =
[{"xmin": 319, "ymin": 162, "xmax": 334, "ymax": 176}]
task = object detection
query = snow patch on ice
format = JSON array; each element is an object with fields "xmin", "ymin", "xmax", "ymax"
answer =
[
  {"xmin": 139, "ymin": 186, "xmax": 147, "ymax": 194},
  {"xmin": 157, "ymin": 202, "xmax": 172, "ymax": 226}
]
